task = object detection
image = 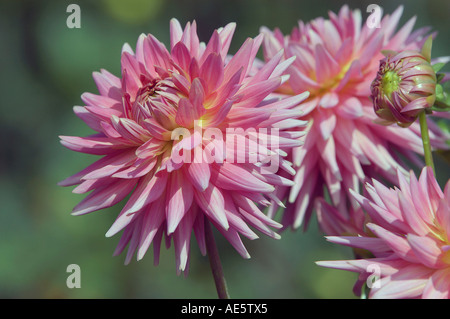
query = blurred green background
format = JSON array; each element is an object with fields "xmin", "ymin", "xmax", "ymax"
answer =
[{"xmin": 1, "ymin": 0, "xmax": 449, "ymax": 299}]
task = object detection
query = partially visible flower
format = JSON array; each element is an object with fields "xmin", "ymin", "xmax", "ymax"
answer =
[
  {"xmin": 260, "ymin": 5, "xmax": 449, "ymax": 230},
  {"xmin": 59, "ymin": 19, "xmax": 309, "ymax": 274},
  {"xmin": 315, "ymin": 198, "xmax": 368, "ymax": 238},
  {"xmin": 371, "ymin": 37, "xmax": 437, "ymax": 127},
  {"xmin": 317, "ymin": 167, "xmax": 450, "ymax": 299}
]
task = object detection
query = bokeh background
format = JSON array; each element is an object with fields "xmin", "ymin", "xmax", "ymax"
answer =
[{"xmin": 1, "ymin": 0, "xmax": 449, "ymax": 299}]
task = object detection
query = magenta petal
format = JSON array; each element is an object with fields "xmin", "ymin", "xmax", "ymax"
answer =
[
  {"xmin": 407, "ymin": 234, "xmax": 443, "ymax": 268},
  {"xmin": 72, "ymin": 178, "xmax": 137, "ymax": 216},
  {"xmin": 194, "ymin": 184, "xmax": 228, "ymax": 230},
  {"xmin": 166, "ymin": 171, "xmax": 194, "ymax": 234},
  {"xmin": 422, "ymin": 269, "xmax": 450, "ymax": 299}
]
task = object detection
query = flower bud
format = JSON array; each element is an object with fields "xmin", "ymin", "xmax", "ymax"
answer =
[{"xmin": 370, "ymin": 38, "xmax": 436, "ymax": 127}]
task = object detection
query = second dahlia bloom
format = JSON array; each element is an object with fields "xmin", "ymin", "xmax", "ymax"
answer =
[
  {"xmin": 317, "ymin": 167, "xmax": 450, "ymax": 299},
  {"xmin": 371, "ymin": 37, "xmax": 437, "ymax": 127},
  {"xmin": 59, "ymin": 19, "xmax": 309, "ymax": 274},
  {"xmin": 261, "ymin": 6, "xmax": 449, "ymax": 229}
]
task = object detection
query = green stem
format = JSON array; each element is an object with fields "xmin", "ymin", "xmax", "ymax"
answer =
[
  {"xmin": 204, "ymin": 218, "xmax": 230, "ymax": 299},
  {"xmin": 418, "ymin": 111, "xmax": 435, "ymax": 173}
]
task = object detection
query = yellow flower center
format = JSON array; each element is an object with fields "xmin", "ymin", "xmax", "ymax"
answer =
[{"xmin": 381, "ymin": 70, "xmax": 400, "ymax": 99}]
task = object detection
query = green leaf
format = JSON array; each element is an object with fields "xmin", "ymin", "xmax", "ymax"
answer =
[{"xmin": 432, "ymin": 62, "xmax": 446, "ymax": 73}]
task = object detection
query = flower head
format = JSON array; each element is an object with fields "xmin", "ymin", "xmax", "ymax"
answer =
[
  {"xmin": 317, "ymin": 167, "xmax": 450, "ymax": 299},
  {"xmin": 59, "ymin": 19, "xmax": 309, "ymax": 274},
  {"xmin": 371, "ymin": 37, "xmax": 437, "ymax": 127},
  {"xmin": 260, "ymin": 6, "xmax": 449, "ymax": 230}
]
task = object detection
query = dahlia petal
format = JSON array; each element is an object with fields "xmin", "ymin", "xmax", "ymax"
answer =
[
  {"xmin": 436, "ymin": 198, "xmax": 450, "ymax": 238},
  {"xmin": 137, "ymin": 200, "xmax": 166, "ymax": 260},
  {"xmin": 333, "ymin": 119, "xmax": 370, "ymax": 164},
  {"xmin": 135, "ymin": 138, "xmax": 162, "ymax": 159},
  {"xmin": 407, "ymin": 234, "xmax": 443, "ymax": 268},
  {"xmin": 214, "ymin": 224, "xmax": 250, "ymax": 259},
  {"xmin": 199, "ymin": 31, "xmax": 221, "ymax": 65},
  {"xmin": 72, "ymin": 178, "xmax": 105, "ymax": 194},
  {"xmin": 186, "ymin": 147, "xmax": 211, "ymax": 192},
  {"xmin": 189, "ymin": 78, "xmax": 206, "ymax": 108},
  {"xmin": 286, "ymin": 43, "xmax": 315, "ymax": 73},
  {"xmin": 231, "ymin": 193, "xmax": 281, "ymax": 229},
  {"xmin": 112, "ymin": 157, "xmax": 157, "ymax": 179},
  {"xmin": 82, "ymin": 149, "xmax": 137, "ymax": 180},
  {"xmin": 169, "ymin": 18, "xmax": 184, "ymax": 50},
  {"xmin": 291, "ymin": 169, "xmax": 319, "ymax": 229},
  {"xmin": 370, "ymin": 264, "xmax": 432, "ymax": 299},
  {"xmin": 317, "ymin": 257, "xmax": 408, "ymax": 276},
  {"xmin": 175, "ymin": 98, "xmax": 202, "ymax": 127},
  {"xmin": 315, "ymin": 44, "xmax": 340, "ymax": 83},
  {"xmin": 398, "ymin": 192, "xmax": 431, "ymax": 236},
  {"xmin": 379, "ymin": 5, "xmax": 404, "ymax": 40},
  {"xmin": 173, "ymin": 209, "xmax": 196, "ymax": 273},
  {"xmin": 223, "ymin": 195, "xmax": 258, "ymax": 240},
  {"xmin": 358, "ymin": 33, "xmax": 384, "ymax": 68},
  {"xmin": 386, "ymin": 16, "xmax": 417, "ymax": 50},
  {"xmin": 192, "ymin": 213, "xmax": 207, "ymax": 256},
  {"xmin": 366, "ymin": 223, "xmax": 418, "ymax": 263},
  {"xmin": 211, "ymin": 163, "xmax": 275, "ymax": 193},
  {"xmin": 288, "ymin": 67, "xmax": 320, "ymax": 92},
  {"xmin": 124, "ymin": 221, "xmax": 141, "ymax": 265},
  {"xmin": 85, "ymin": 105, "xmax": 123, "ymax": 122},
  {"xmin": 422, "ymin": 269, "xmax": 450, "ymax": 299},
  {"xmin": 119, "ymin": 170, "xmax": 169, "ymax": 217},
  {"xmin": 370, "ymin": 179, "xmax": 403, "ymax": 219},
  {"xmin": 121, "ymin": 52, "xmax": 142, "ymax": 97},
  {"xmin": 217, "ymin": 22, "xmax": 236, "ymax": 59},
  {"xmin": 81, "ymin": 92, "xmax": 122, "ymax": 110},
  {"xmin": 73, "ymin": 106, "xmax": 103, "ymax": 132},
  {"xmin": 92, "ymin": 70, "xmax": 122, "ymax": 100},
  {"xmin": 59, "ymin": 135, "xmax": 126, "ymax": 155},
  {"xmin": 316, "ymin": 133, "xmax": 341, "ymax": 181},
  {"xmin": 335, "ymin": 60, "xmax": 363, "ymax": 91},
  {"xmin": 336, "ymin": 97, "xmax": 363, "ymax": 119},
  {"xmin": 400, "ymin": 97, "xmax": 429, "ymax": 114},
  {"xmin": 409, "ymin": 170, "xmax": 435, "ymax": 224},
  {"xmin": 194, "ymin": 184, "xmax": 229, "ymax": 230},
  {"xmin": 249, "ymin": 49, "xmax": 284, "ymax": 83},
  {"xmin": 166, "ymin": 171, "xmax": 194, "ymax": 234},
  {"xmin": 260, "ymin": 27, "xmax": 284, "ymax": 61},
  {"xmin": 325, "ymin": 236, "xmax": 390, "ymax": 254},
  {"xmin": 317, "ymin": 110, "xmax": 336, "ymax": 140},
  {"xmin": 233, "ymin": 77, "xmax": 282, "ymax": 108},
  {"xmin": 318, "ymin": 92, "xmax": 339, "ymax": 109},
  {"xmin": 200, "ymin": 53, "xmax": 224, "ymax": 93},
  {"xmin": 224, "ymin": 36, "xmax": 261, "ymax": 83},
  {"xmin": 237, "ymin": 208, "xmax": 281, "ymax": 239},
  {"xmin": 171, "ymin": 42, "xmax": 191, "ymax": 74},
  {"xmin": 72, "ymin": 178, "xmax": 137, "ymax": 216},
  {"xmin": 289, "ymin": 150, "xmax": 319, "ymax": 202},
  {"xmin": 144, "ymin": 34, "xmax": 171, "ymax": 72},
  {"xmin": 354, "ymin": 126, "xmax": 390, "ymax": 170},
  {"xmin": 113, "ymin": 223, "xmax": 133, "ymax": 257},
  {"xmin": 59, "ymin": 157, "xmax": 115, "ymax": 187}
]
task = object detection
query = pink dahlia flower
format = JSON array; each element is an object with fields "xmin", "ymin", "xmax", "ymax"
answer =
[
  {"xmin": 260, "ymin": 6, "xmax": 449, "ymax": 230},
  {"xmin": 317, "ymin": 167, "xmax": 450, "ymax": 299},
  {"xmin": 59, "ymin": 19, "xmax": 309, "ymax": 274}
]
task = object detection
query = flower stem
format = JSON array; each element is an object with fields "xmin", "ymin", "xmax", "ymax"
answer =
[
  {"xmin": 204, "ymin": 218, "xmax": 230, "ymax": 299},
  {"xmin": 418, "ymin": 111, "xmax": 435, "ymax": 173}
]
